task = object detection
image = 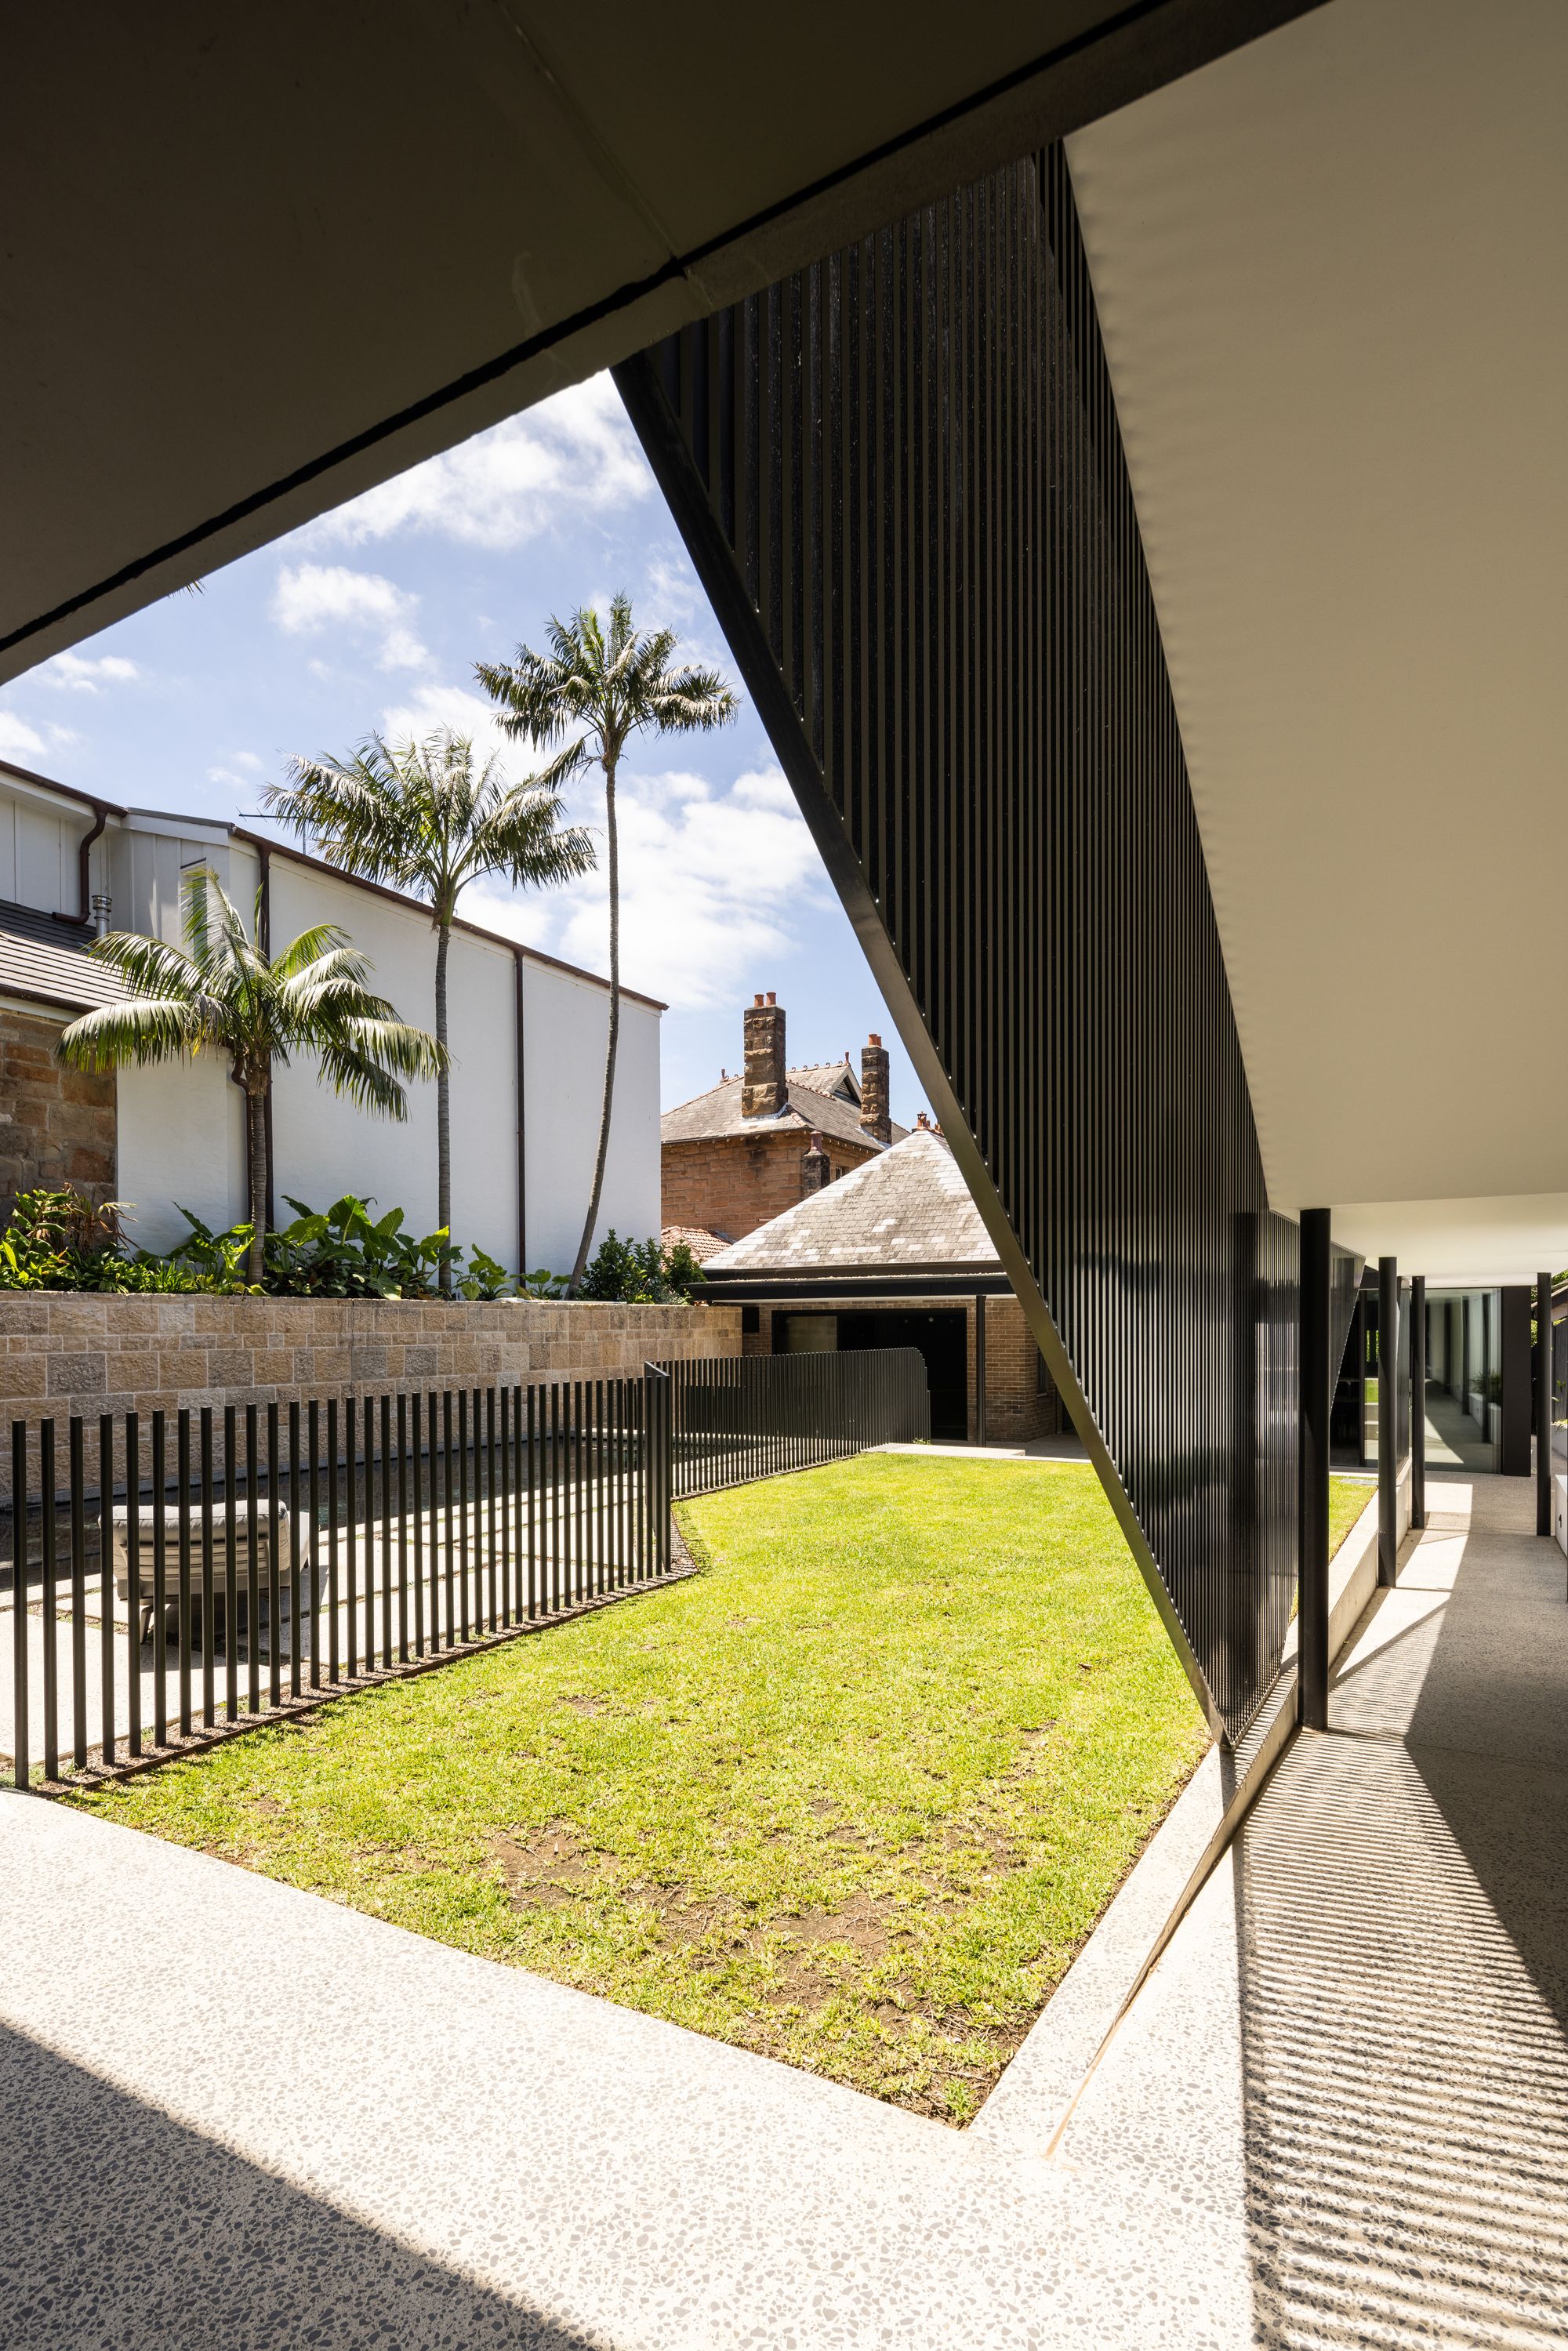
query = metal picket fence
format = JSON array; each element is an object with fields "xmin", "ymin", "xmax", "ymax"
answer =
[
  {"xmin": 2, "ymin": 1345, "xmax": 927, "ymax": 1789},
  {"xmin": 662, "ymin": 1345, "xmax": 929, "ymax": 1497}
]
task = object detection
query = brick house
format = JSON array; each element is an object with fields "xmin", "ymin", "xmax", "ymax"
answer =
[
  {"xmin": 661, "ymin": 992, "xmax": 908, "ymax": 1257},
  {"xmin": 699, "ymin": 1125, "xmax": 1062, "ymax": 1446}
]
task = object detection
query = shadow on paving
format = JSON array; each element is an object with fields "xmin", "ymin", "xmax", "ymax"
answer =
[
  {"xmin": 1230, "ymin": 1478, "xmax": 1568, "ymax": 2349},
  {"xmin": 0, "ymin": 2026, "xmax": 598, "ymax": 2351}
]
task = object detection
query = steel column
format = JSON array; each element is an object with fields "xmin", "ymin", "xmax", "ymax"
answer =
[
  {"xmin": 1378, "ymin": 1255, "xmax": 1399, "ymax": 1587},
  {"xmin": 1298, "ymin": 1210, "xmax": 1331, "ymax": 1731},
  {"xmin": 1538, "ymin": 1270, "xmax": 1554, "ymax": 1536},
  {"xmin": 1410, "ymin": 1274, "xmax": 1426, "ymax": 1532},
  {"xmin": 974, "ymin": 1293, "xmax": 987, "ymax": 1449}
]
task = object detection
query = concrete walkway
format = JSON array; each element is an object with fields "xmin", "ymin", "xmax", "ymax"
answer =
[
  {"xmin": 1, "ymin": 1472, "xmax": 1563, "ymax": 2346},
  {"xmin": 1033, "ymin": 1470, "xmax": 1568, "ymax": 2348}
]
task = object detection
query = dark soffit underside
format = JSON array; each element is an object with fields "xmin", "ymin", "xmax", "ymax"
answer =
[{"xmin": 0, "ymin": 0, "xmax": 1323, "ymax": 684}]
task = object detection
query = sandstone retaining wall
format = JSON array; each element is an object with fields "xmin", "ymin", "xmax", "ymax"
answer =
[{"xmin": 0, "ymin": 1294, "xmax": 742, "ymax": 1500}]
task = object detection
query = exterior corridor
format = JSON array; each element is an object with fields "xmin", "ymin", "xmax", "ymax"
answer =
[{"xmin": 1052, "ymin": 1470, "xmax": 1568, "ymax": 2347}]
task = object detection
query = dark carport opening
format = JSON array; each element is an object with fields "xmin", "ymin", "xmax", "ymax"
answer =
[{"xmin": 775, "ymin": 1308, "xmax": 968, "ymax": 1441}]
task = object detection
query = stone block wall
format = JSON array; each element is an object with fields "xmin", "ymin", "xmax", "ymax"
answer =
[
  {"xmin": 0, "ymin": 1005, "xmax": 117, "ymax": 1224},
  {"xmin": 0, "ymin": 1294, "xmax": 742, "ymax": 1500},
  {"xmin": 662, "ymin": 1130, "xmax": 878, "ymax": 1244}
]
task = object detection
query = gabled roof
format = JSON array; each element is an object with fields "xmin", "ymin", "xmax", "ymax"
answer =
[
  {"xmin": 0, "ymin": 898, "xmax": 127, "ymax": 1014},
  {"xmin": 788, "ymin": 1058, "xmax": 859, "ymax": 1104},
  {"xmin": 705, "ymin": 1127, "xmax": 998, "ymax": 1272},
  {"xmin": 661, "ymin": 1069, "xmax": 903, "ymax": 1153}
]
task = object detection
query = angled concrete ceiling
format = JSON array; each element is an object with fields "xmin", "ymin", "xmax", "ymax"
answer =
[
  {"xmin": 0, "ymin": 0, "xmax": 1315, "ymax": 684},
  {"xmin": 1068, "ymin": 0, "xmax": 1568, "ymax": 1282}
]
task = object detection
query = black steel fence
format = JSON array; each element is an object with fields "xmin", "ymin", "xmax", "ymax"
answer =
[
  {"xmin": 663, "ymin": 1345, "xmax": 928, "ymax": 1497},
  {"xmin": 3, "ymin": 1346, "xmax": 926, "ymax": 1788}
]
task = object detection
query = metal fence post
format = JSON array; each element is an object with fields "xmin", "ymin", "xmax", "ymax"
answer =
[
  {"xmin": 1378, "ymin": 1255, "xmax": 1399, "ymax": 1586},
  {"xmin": 1299, "ymin": 1210, "xmax": 1331, "ymax": 1731},
  {"xmin": 644, "ymin": 1365, "xmax": 673, "ymax": 1575},
  {"xmin": 1410, "ymin": 1274, "xmax": 1426, "ymax": 1533},
  {"xmin": 1538, "ymin": 1270, "xmax": 1554, "ymax": 1538}
]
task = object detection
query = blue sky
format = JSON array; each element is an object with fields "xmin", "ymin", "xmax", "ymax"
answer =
[{"xmin": 0, "ymin": 376, "xmax": 927, "ymax": 1127}]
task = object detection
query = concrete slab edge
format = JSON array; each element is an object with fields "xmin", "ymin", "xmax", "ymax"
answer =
[{"xmin": 973, "ymin": 1486, "xmax": 1381, "ymax": 2158}]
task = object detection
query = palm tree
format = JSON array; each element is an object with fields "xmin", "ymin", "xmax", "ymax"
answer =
[
  {"xmin": 263, "ymin": 730, "xmax": 593, "ymax": 1290},
  {"xmin": 56, "ymin": 870, "xmax": 445, "ymax": 1285},
  {"xmin": 478, "ymin": 594, "xmax": 736, "ymax": 1293}
]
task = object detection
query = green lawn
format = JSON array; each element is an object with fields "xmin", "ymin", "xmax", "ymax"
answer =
[{"xmin": 68, "ymin": 1455, "xmax": 1371, "ymax": 2124}]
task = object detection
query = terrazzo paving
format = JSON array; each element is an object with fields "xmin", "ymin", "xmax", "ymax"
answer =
[
  {"xmin": 1, "ymin": 1470, "xmax": 1562, "ymax": 2347},
  {"xmin": 1050, "ymin": 1471, "xmax": 1568, "ymax": 2349}
]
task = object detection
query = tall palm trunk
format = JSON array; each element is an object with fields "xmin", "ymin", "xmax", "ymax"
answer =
[
  {"xmin": 569, "ymin": 756, "xmax": 620, "ymax": 1294},
  {"xmin": 245, "ymin": 1085, "xmax": 269, "ymax": 1286},
  {"xmin": 435, "ymin": 915, "xmax": 452, "ymax": 1294}
]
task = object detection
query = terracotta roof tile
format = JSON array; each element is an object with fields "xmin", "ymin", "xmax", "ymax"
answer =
[{"xmin": 661, "ymin": 1224, "xmax": 734, "ymax": 1264}]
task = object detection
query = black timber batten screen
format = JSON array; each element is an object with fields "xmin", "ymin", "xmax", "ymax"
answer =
[{"xmin": 615, "ymin": 148, "xmax": 1358, "ymax": 1743}]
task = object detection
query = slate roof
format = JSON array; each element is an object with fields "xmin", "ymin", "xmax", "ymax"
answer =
[
  {"xmin": 0, "ymin": 898, "xmax": 127, "ymax": 1014},
  {"xmin": 705, "ymin": 1127, "xmax": 999, "ymax": 1272},
  {"xmin": 788, "ymin": 1059, "xmax": 859, "ymax": 1103},
  {"xmin": 661, "ymin": 1068, "xmax": 904, "ymax": 1153}
]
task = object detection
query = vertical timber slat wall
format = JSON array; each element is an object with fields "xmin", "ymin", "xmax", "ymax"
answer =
[{"xmin": 616, "ymin": 148, "xmax": 1362, "ymax": 1743}]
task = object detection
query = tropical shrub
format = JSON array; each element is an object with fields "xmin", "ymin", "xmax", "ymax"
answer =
[
  {"xmin": 0, "ymin": 1188, "xmax": 247, "ymax": 1293},
  {"xmin": 577, "ymin": 1230, "xmax": 705, "ymax": 1305},
  {"xmin": 165, "ymin": 1195, "xmax": 515, "ymax": 1301},
  {"xmin": 0, "ymin": 1185, "xmax": 515, "ymax": 1301}
]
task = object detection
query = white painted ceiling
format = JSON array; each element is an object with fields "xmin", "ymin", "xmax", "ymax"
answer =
[{"xmin": 1067, "ymin": 0, "xmax": 1568, "ymax": 1282}]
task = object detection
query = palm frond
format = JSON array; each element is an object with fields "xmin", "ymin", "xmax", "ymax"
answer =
[
  {"xmin": 467, "ymin": 785, "xmax": 596, "ymax": 889},
  {"xmin": 85, "ymin": 930, "xmax": 202, "ymax": 1000},
  {"xmin": 312, "ymin": 1040, "xmax": 411, "ymax": 1119},
  {"xmin": 265, "ymin": 743, "xmax": 415, "ymax": 889},
  {"xmin": 269, "ymin": 924, "xmax": 360, "ymax": 984},
  {"xmin": 336, "ymin": 1018, "xmax": 448, "ymax": 1080},
  {"xmin": 56, "ymin": 996, "xmax": 206, "ymax": 1071}
]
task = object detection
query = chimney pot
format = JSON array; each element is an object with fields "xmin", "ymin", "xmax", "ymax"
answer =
[
  {"xmin": 868, "ymin": 1032, "xmax": 880, "ymax": 1047},
  {"xmin": 801, "ymin": 1130, "xmax": 830, "ymax": 1196},
  {"xmin": 859, "ymin": 1033, "xmax": 891, "ymax": 1146},
  {"xmin": 766, "ymin": 991, "xmax": 776, "ymax": 1006},
  {"xmin": 753, "ymin": 992, "xmax": 765, "ymax": 1007},
  {"xmin": 742, "ymin": 993, "xmax": 787, "ymax": 1119}
]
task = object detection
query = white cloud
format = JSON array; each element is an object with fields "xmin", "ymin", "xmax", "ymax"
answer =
[
  {"xmin": 309, "ymin": 374, "xmax": 652, "ymax": 553},
  {"xmin": 466, "ymin": 761, "xmax": 824, "ymax": 1012},
  {"xmin": 377, "ymin": 682, "xmax": 510, "ymax": 762},
  {"xmin": 271, "ymin": 564, "xmax": 427, "ymax": 670},
  {"xmin": 0, "ymin": 711, "xmax": 47, "ymax": 760},
  {"xmin": 40, "ymin": 651, "xmax": 140, "ymax": 693}
]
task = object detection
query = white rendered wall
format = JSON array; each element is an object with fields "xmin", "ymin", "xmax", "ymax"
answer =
[
  {"xmin": 0, "ymin": 775, "xmax": 109, "ymax": 916},
  {"xmin": 115, "ymin": 1051, "xmax": 245, "ymax": 1254},
  {"xmin": 521, "ymin": 963, "xmax": 661, "ymax": 1279},
  {"xmin": 0, "ymin": 778, "xmax": 662, "ymax": 1278},
  {"xmin": 109, "ymin": 816, "xmax": 234, "ymax": 945}
]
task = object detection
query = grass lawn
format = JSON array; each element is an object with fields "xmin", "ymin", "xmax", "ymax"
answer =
[{"xmin": 68, "ymin": 1454, "xmax": 1372, "ymax": 2125}]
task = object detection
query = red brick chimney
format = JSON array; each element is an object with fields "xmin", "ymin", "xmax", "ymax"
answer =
[
  {"xmin": 801, "ymin": 1131, "xmax": 830, "ymax": 1195},
  {"xmin": 859, "ymin": 1032, "xmax": 891, "ymax": 1145},
  {"xmin": 742, "ymin": 991, "xmax": 786, "ymax": 1119}
]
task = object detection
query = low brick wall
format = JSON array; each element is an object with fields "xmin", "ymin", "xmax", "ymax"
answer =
[{"xmin": 0, "ymin": 1294, "xmax": 742, "ymax": 1501}]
